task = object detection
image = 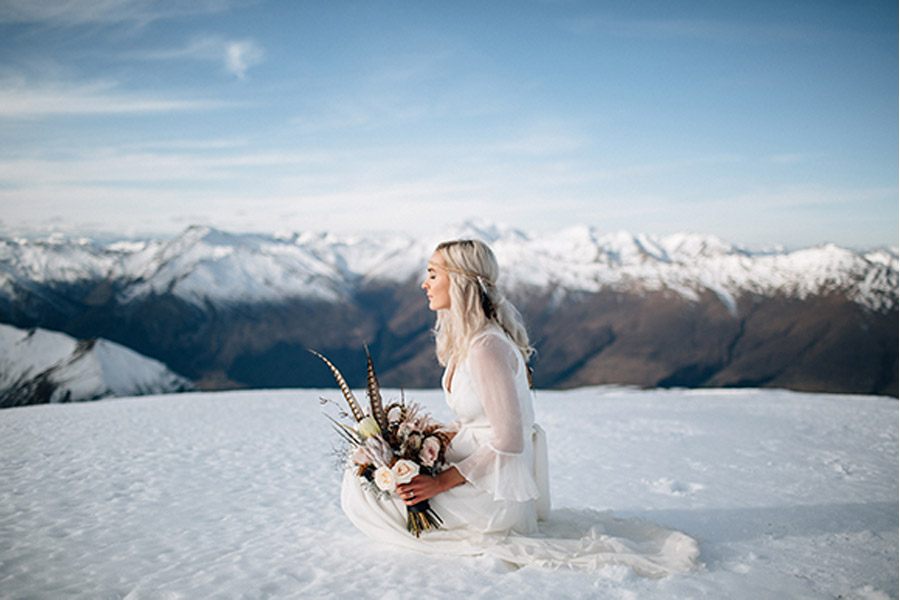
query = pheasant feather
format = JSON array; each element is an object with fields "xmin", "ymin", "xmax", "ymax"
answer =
[
  {"xmin": 364, "ymin": 345, "xmax": 387, "ymax": 431},
  {"xmin": 309, "ymin": 349, "xmax": 366, "ymax": 422}
]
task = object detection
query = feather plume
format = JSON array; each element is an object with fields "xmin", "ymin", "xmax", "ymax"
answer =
[
  {"xmin": 309, "ymin": 349, "xmax": 366, "ymax": 422},
  {"xmin": 364, "ymin": 344, "xmax": 388, "ymax": 431}
]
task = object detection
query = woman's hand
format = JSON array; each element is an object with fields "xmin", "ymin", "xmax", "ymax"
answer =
[{"xmin": 396, "ymin": 468, "xmax": 465, "ymax": 505}]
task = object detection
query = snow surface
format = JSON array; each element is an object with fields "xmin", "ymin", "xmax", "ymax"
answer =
[
  {"xmin": 1, "ymin": 221, "xmax": 896, "ymax": 311},
  {"xmin": 1, "ymin": 386, "xmax": 896, "ymax": 599}
]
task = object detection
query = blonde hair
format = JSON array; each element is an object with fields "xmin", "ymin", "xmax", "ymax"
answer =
[{"xmin": 431, "ymin": 239, "xmax": 534, "ymax": 368}]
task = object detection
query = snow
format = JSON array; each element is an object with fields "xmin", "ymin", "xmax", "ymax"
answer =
[
  {"xmin": 0, "ymin": 222, "xmax": 896, "ymax": 311},
  {"xmin": 46, "ymin": 339, "xmax": 191, "ymax": 401},
  {"xmin": 118, "ymin": 226, "xmax": 350, "ymax": 306},
  {"xmin": 0, "ymin": 324, "xmax": 190, "ymax": 404},
  {"xmin": 0, "ymin": 324, "xmax": 75, "ymax": 388},
  {"xmin": 1, "ymin": 386, "xmax": 895, "ymax": 599}
]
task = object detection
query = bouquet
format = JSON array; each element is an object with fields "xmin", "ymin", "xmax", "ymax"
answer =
[{"xmin": 311, "ymin": 347, "xmax": 450, "ymax": 537}]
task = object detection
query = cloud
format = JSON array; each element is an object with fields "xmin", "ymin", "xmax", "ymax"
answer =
[
  {"xmin": 224, "ymin": 40, "xmax": 264, "ymax": 79},
  {"xmin": 0, "ymin": 0, "xmax": 238, "ymax": 26},
  {"xmin": 129, "ymin": 35, "xmax": 264, "ymax": 79},
  {"xmin": 0, "ymin": 75, "xmax": 226, "ymax": 118},
  {"xmin": 0, "ymin": 148, "xmax": 332, "ymax": 186},
  {"xmin": 488, "ymin": 120, "xmax": 590, "ymax": 157}
]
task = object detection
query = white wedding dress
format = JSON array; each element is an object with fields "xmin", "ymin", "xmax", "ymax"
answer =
[{"xmin": 340, "ymin": 325, "xmax": 700, "ymax": 577}]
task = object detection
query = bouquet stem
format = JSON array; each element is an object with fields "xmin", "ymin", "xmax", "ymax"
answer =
[{"xmin": 406, "ymin": 500, "xmax": 443, "ymax": 537}]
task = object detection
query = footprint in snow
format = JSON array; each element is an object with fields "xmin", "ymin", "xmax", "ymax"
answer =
[{"xmin": 644, "ymin": 477, "xmax": 705, "ymax": 496}]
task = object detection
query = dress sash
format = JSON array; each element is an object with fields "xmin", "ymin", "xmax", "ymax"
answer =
[{"xmin": 532, "ymin": 423, "xmax": 551, "ymax": 521}]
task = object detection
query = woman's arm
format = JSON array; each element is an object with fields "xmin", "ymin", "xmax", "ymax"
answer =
[
  {"xmin": 396, "ymin": 467, "xmax": 465, "ymax": 505},
  {"xmin": 446, "ymin": 334, "xmax": 539, "ymax": 502},
  {"xmin": 396, "ymin": 333, "xmax": 534, "ymax": 505}
]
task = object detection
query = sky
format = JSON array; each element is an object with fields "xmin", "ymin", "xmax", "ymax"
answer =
[{"xmin": 0, "ymin": 0, "xmax": 896, "ymax": 250}]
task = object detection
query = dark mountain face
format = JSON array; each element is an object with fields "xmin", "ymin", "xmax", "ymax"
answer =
[
  {"xmin": 1, "ymin": 225, "xmax": 896, "ymax": 400},
  {"xmin": 2, "ymin": 278, "xmax": 896, "ymax": 397}
]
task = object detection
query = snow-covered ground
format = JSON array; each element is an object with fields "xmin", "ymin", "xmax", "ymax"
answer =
[{"xmin": 0, "ymin": 387, "xmax": 896, "ymax": 599}]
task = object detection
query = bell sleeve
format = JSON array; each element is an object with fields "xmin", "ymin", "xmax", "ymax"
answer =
[{"xmin": 449, "ymin": 333, "xmax": 540, "ymax": 502}]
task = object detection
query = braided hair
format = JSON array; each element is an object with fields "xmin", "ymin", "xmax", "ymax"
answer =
[{"xmin": 431, "ymin": 239, "xmax": 534, "ymax": 371}]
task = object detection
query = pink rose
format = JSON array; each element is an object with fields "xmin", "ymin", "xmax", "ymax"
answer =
[
  {"xmin": 351, "ymin": 446, "xmax": 370, "ymax": 466},
  {"xmin": 419, "ymin": 436, "xmax": 441, "ymax": 467}
]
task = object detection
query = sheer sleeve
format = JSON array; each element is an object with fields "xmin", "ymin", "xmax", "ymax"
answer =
[{"xmin": 449, "ymin": 333, "xmax": 539, "ymax": 502}]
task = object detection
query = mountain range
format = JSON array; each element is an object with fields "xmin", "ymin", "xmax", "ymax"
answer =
[{"xmin": 0, "ymin": 220, "xmax": 896, "ymax": 405}]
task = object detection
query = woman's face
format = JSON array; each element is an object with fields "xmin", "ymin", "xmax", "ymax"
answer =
[{"xmin": 422, "ymin": 252, "xmax": 451, "ymax": 311}]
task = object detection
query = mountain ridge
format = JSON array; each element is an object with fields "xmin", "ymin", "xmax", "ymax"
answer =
[
  {"xmin": 1, "ymin": 221, "xmax": 895, "ymax": 312},
  {"xmin": 0, "ymin": 222, "xmax": 896, "ymax": 400}
]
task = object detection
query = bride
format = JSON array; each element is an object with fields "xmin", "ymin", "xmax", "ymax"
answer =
[{"xmin": 340, "ymin": 239, "xmax": 700, "ymax": 576}]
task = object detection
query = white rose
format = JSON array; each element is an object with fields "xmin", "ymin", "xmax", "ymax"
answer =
[
  {"xmin": 391, "ymin": 459, "xmax": 420, "ymax": 485},
  {"xmin": 419, "ymin": 436, "xmax": 441, "ymax": 467},
  {"xmin": 373, "ymin": 466, "xmax": 396, "ymax": 491},
  {"xmin": 357, "ymin": 416, "xmax": 381, "ymax": 439}
]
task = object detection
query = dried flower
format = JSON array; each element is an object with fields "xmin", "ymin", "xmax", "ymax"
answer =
[
  {"xmin": 357, "ymin": 416, "xmax": 381, "ymax": 439},
  {"xmin": 403, "ymin": 432, "xmax": 423, "ymax": 456}
]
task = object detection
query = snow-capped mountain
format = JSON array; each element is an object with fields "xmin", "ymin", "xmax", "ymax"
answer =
[
  {"xmin": 0, "ymin": 222, "xmax": 896, "ymax": 398},
  {"xmin": 0, "ymin": 324, "xmax": 191, "ymax": 407},
  {"xmin": 0, "ymin": 221, "xmax": 895, "ymax": 312}
]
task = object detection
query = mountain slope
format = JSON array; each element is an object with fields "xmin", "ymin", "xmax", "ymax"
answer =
[
  {"xmin": 0, "ymin": 324, "xmax": 192, "ymax": 407},
  {"xmin": 1, "ymin": 222, "xmax": 895, "ymax": 312},
  {"xmin": 0, "ymin": 223, "xmax": 896, "ymax": 397}
]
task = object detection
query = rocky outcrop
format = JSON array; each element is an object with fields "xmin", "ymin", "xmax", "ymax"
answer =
[{"xmin": 0, "ymin": 324, "xmax": 192, "ymax": 408}]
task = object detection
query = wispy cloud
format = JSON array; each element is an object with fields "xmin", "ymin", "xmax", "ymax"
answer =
[
  {"xmin": 223, "ymin": 40, "xmax": 263, "ymax": 79},
  {"xmin": 0, "ymin": 0, "xmax": 239, "ymax": 26},
  {"xmin": 0, "ymin": 75, "xmax": 226, "ymax": 118},
  {"xmin": 129, "ymin": 35, "xmax": 264, "ymax": 79},
  {"xmin": 712, "ymin": 184, "xmax": 899, "ymax": 211},
  {"xmin": 488, "ymin": 120, "xmax": 590, "ymax": 157},
  {"xmin": 119, "ymin": 138, "xmax": 249, "ymax": 151},
  {"xmin": 0, "ymin": 148, "xmax": 332, "ymax": 185}
]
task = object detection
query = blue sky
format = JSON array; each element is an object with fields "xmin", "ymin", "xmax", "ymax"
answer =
[{"xmin": 0, "ymin": 0, "xmax": 896, "ymax": 249}]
